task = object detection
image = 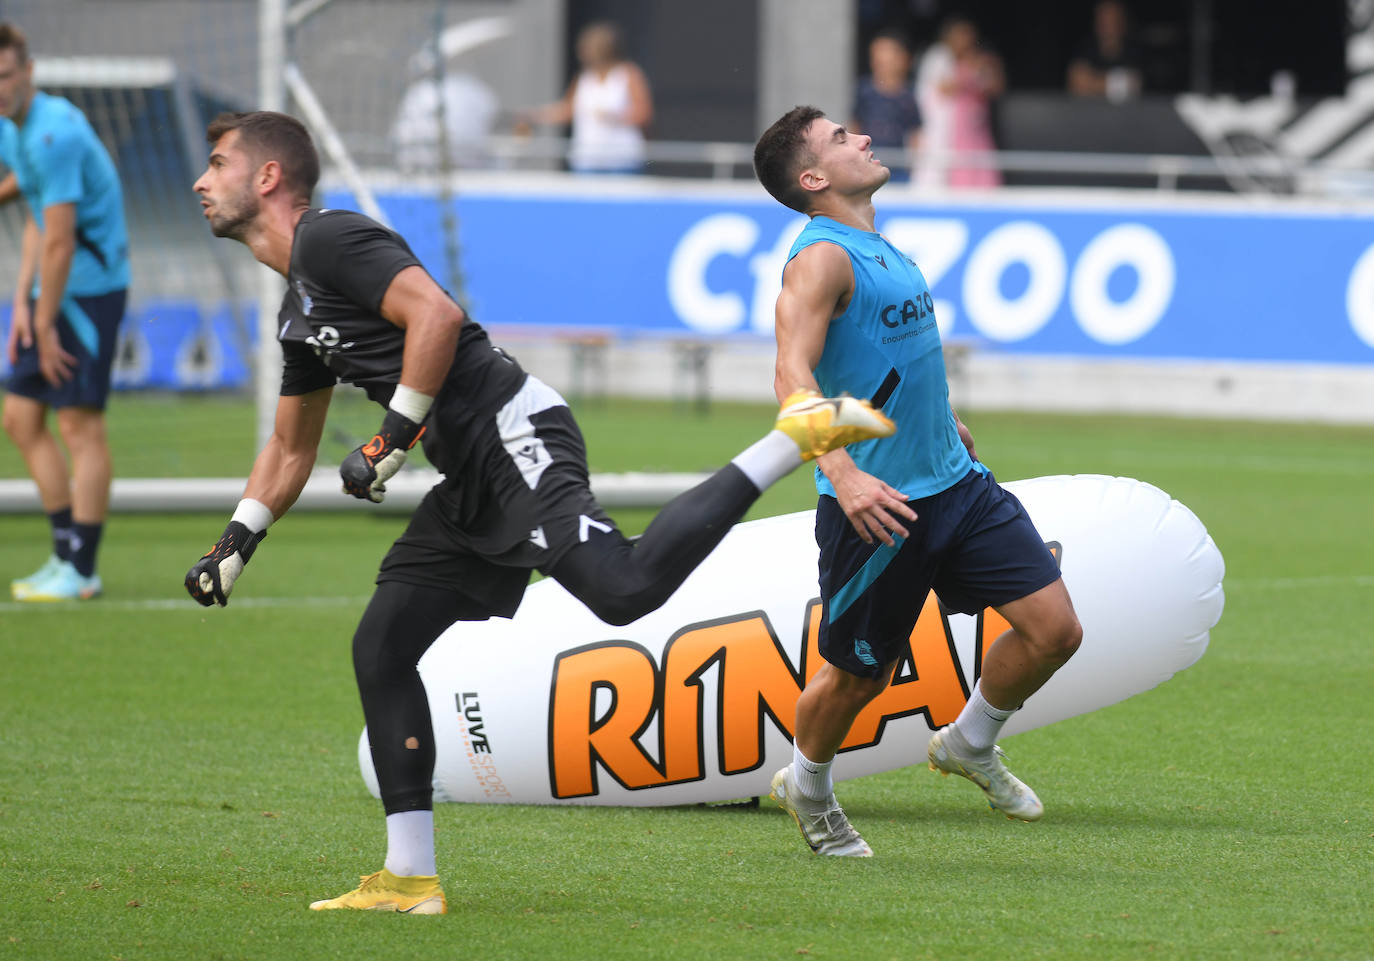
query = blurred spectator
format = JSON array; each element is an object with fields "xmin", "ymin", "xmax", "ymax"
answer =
[
  {"xmin": 915, "ymin": 16, "xmax": 1004, "ymax": 189},
  {"xmin": 1066, "ymin": 0, "xmax": 1143, "ymax": 102},
  {"xmin": 392, "ymin": 71, "xmax": 499, "ymax": 172},
  {"xmin": 523, "ymin": 21, "xmax": 653, "ymax": 174},
  {"xmin": 851, "ymin": 29, "xmax": 923, "ymax": 182}
]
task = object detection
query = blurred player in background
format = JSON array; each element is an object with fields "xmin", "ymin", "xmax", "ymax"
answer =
[
  {"xmin": 850, "ymin": 29, "xmax": 923, "ymax": 183},
  {"xmin": 753, "ymin": 106, "xmax": 1082, "ymax": 857},
  {"xmin": 0, "ymin": 22, "xmax": 129, "ymax": 602},
  {"xmin": 1067, "ymin": 0, "xmax": 1144, "ymax": 102},
  {"xmin": 184, "ymin": 110, "xmax": 893, "ymax": 913}
]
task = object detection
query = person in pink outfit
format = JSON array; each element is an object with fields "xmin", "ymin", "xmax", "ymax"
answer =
[{"xmin": 915, "ymin": 17, "xmax": 1005, "ymax": 189}]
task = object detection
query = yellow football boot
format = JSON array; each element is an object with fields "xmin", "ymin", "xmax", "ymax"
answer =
[
  {"xmin": 775, "ymin": 390, "xmax": 896, "ymax": 461},
  {"xmin": 308, "ymin": 869, "xmax": 447, "ymax": 914}
]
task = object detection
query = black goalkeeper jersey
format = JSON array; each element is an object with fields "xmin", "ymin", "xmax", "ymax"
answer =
[{"xmin": 277, "ymin": 208, "xmax": 524, "ymax": 416}]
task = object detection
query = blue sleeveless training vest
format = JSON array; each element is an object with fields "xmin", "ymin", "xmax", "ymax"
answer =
[{"xmin": 786, "ymin": 215, "xmax": 976, "ymax": 499}]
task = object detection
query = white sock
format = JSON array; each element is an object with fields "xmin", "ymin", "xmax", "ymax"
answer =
[
  {"xmin": 383, "ymin": 810, "xmax": 437, "ymax": 878},
  {"xmin": 792, "ymin": 743, "xmax": 834, "ymax": 801},
  {"xmin": 731, "ymin": 430, "xmax": 803, "ymax": 491},
  {"xmin": 952, "ymin": 680, "xmax": 1016, "ymax": 753}
]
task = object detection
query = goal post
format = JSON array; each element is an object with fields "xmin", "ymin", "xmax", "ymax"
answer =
[{"xmin": 256, "ymin": 0, "xmax": 288, "ymax": 450}]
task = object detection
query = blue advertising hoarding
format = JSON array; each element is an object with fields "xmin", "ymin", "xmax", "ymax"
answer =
[
  {"xmin": 4, "ymin": 184, "xmax": 1371, "ymax": 390},
  {"xmin": 342, "ymin": 185, "xmax": 1374, "ymax": 365},
  {"xmin": 0, "ymin": 299, "xmax": 254, "ymax": 391}
]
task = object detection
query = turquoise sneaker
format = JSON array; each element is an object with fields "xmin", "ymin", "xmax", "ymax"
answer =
[
  {"xmin": 19, "ymin": 560, "xmax": 102, "ymax": 602},
  {"xmin": 11, "ymin": 555, "xmax": 64, "ymax": 599}
]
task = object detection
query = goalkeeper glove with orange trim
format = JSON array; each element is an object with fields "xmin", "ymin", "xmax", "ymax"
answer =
[
  {"xmin": 185, "ymin": 521, "xmax": 267, "ymax": 607},
  {"xmin": 340, "ymin": 409, "xmax": 426, "ymax": 503}
]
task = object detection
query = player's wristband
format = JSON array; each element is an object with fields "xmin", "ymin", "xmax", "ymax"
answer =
[
  {"xmin": 340, "ymin": 407, "xmax": 426, "ymax": 503},
  {"xmin": 389, "ymin": 384, "xmax": 434, "ymax": 425},
  {"xmin": 377, "ymin": 407, "xmax": 425, "ymax": 452},
  {"xmin": 230, "ymin": 498, "xmax": 274, "ymax": 535},
  {"xmin": 212, "ymin": 520, "xmax": 267, "ymax": 563}
]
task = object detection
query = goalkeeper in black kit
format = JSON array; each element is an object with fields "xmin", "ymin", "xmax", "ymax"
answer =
[{"xmin": 185, "ymin": 110, "xmax": 896, "ymax": 914}]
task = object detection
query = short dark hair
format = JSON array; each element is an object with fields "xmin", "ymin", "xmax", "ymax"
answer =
[
  {"xmin": 0, "ymin": 22, "xmax": 30, "ymax": 64},
  {"xmin": 870, "ymin": 27, "xmax": 912, "ymax": 51},
  {"xmin": 206, "ymin": 111, "xmax": 320, "ymax": 201},
  {"xmin": 754, "ymin": 105, "xmax": 825, "ymax": 214}
]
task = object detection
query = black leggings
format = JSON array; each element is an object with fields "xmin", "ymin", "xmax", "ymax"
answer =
[{"xmin": 353, "ymin": 463, "xmax": 760, "ymax": 813}]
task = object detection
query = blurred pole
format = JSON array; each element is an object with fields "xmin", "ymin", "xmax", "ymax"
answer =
[
  {"xmin": 1191, "ymin": 0, "xmax": 1214, "ymax": 94},
  {"xmin": 757, "ymin": 0, "xmax": 854, "ymax": 133},
  {"xmin": 256, "ymin": 0, "xmax": 287, "ymax": 451},
  {"xmin": 432, "ymin": 0, "xmax": 467, "ymax": 302}
]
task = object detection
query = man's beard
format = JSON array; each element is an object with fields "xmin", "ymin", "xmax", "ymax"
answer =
[{"xmin": 207, "ymin": 191, "xmax": 260, "ymax": 240}]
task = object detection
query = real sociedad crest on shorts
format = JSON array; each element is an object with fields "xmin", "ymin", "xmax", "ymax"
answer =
[{"xmin": 359, "ymin": 475, "xmax": 1224, "ymax": 806}]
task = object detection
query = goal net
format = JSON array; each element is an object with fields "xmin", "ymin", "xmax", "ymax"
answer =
[
  {"xmin": 0, "ymin": 0, "xmax": 695, "ymax": 511},
  {"xmin": 0, "ymin": 0, "xmax": 540, "ymax": 425},
  {"xmin": 0, "ymin": 0, "xmax": 261, "ymax": 397}
]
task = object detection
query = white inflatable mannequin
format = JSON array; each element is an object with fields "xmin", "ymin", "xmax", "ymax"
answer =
[{"xmin": 360, "ymin": 475, "xmax": 1224, "ymax": 806}]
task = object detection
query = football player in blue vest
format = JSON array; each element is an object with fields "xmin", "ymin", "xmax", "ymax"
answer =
[
  {"xmin": 1, "ymin": 21, "xmax": 129, "ymax": 602},
  {"xmin": 754, "ymin": 106, "xmax": 1082, "ymax": 856}
]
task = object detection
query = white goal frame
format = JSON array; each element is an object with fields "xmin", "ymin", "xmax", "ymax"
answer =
[{"xmin": 255, "ymin": 0, "xmax": 393, "ymax": 448}]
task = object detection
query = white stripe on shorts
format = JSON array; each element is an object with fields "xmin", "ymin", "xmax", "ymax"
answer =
[{"xmin": 495, "ymin": 375, "xmax": 567, "ymax": 490}]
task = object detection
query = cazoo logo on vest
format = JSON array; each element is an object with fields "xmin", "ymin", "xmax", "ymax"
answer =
[{"xmin": 545, "ymin": 544, "xmax": 1059, "ymax": 800}]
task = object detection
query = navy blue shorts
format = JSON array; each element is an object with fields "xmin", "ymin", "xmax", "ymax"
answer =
[
  {"xmin": 816, "ymin": 466, "xmax": 1062, "ymax": 680},
  {"xmin": 6, "ymin": 290, "xmax": 126, "ymax": 410}
]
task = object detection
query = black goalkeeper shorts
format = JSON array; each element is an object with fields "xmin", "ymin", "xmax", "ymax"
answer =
[{"xmin": 376, "ymin": 375, "xmax": 619, "ymax": 618}]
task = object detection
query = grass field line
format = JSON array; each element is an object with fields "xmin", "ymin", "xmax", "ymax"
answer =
[{"xmin": 3, "ymin": 571, "xmax": 1374, "ymax": 616}]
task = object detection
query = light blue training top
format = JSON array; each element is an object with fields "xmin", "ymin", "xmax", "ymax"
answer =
[
  {"xmin": 786, "ymin": 215, "xmax": 978, "ymax": 500},
  {"xmin": 0, "ymin": 91, "xmax": 129, "ymax": 297}
]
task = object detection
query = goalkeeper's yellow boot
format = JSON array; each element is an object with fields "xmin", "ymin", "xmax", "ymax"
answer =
[
  {"xmin": 775, "ymin": 390, "xmax": 896, "ymax": 461},
  {"xmin": 308, "ymin": 869, "xmax": 447, "ymax": 914}
]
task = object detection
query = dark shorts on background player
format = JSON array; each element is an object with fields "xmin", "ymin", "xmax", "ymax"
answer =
[
  {"xmin": 816, "ymin": 466, "xmax": 1062, "ymax": 680},
  {"xmin": 377, "ymin": 374, "xmax": 618, "ymax": 618},
  {"xmin": 6, "ymin": 290, "xmax": 126, "ymax": 410}
]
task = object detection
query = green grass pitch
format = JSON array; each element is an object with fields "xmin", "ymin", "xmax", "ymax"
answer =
[{"xmin": 1, "ymin": 394, "xmax": 1370, "ymax": 960}]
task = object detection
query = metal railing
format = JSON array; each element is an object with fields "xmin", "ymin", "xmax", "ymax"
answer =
[{"xmin": 415, "ymin": 134, "xmax": 1374, "ymax": 196}]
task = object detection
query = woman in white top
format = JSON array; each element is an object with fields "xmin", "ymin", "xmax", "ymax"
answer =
[{"xmin": 527, "ymin": 21, "xmax": 654, "ymax": 173}]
